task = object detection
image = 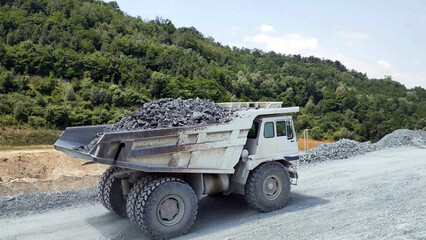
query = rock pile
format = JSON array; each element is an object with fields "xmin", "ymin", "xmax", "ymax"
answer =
[
  {"xmin": 374, "ymin": 129, "xmax": 425, "ymax": 150},
  {"xmin": 106, "ymin": 98, "xmax": 236, "ymax": 132},
  {"xmin": 78, "ymin": 98, "xmax": 237, "ymax": 151},
  {"xmin": 301, "ymin": 129, "xmax": 425, "ymax": 163}
]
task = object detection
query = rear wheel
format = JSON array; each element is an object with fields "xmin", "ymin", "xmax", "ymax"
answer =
[
  {"xmin": 127, "ymin": 177, "xmax": 198, "ymax": 239},
  {"xmin": 98, "ymin": 166, "xmax": 128, "ymax": 217},
  {"xmin": 126, "ymin": 174, "xmax": 162, "ymax": 224},
  {"xmin": 244, "ymin": 162, "xmax": 291, "ymax": 212},
  {"xmin": 98, "ymin": 166, "xmax": 118, "ymax": 211}
]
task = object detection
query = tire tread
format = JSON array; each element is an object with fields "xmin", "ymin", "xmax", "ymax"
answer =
[
  {"xmin": 128, "ymin": 177, "xmax": 198, "ymax": 239},
  {"xmin": 244, "ymin": 162, "xmax": 291, "ymax": 212}
]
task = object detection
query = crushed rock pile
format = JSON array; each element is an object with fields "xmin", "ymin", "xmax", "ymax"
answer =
[
  {"xmin": 77, "ymin": 98, "xmax": 237, "ymax": 151},
  {"xmin": 301, "ymin": 129, "xmax": 425, "ymax": 163},
  {"xmin": 0, "ymin": 188, "xmax": 97, "ymax": 217},
  {"xmin": 374, "ymin": 129, "xmax": 425, "ymax": 149}
]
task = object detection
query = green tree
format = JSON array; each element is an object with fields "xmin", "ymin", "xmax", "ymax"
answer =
[
  {"xmin": 13, "ymin": 101, "xmax": 28, "ymax": 122},
  {"xmin": 0, "ymin": 71, "xmax": 16, "ymax": 93},
  {"xmin": 150, "ymin": 72, "xmax": 169, "ymax": 99},
  {"xmin": 64, "ymin": 85, "xmax": 76, "ymax": 101}
]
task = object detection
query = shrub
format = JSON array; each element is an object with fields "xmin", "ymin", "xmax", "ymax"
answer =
[
  {"xmin": 13, "ymin": 101, "xmax": 28, "ymax": 122},
  {"xmin": 64, "ymin": 86, "xmax": 77, "ymax": 101},
  {"xmin": 310, "ymin": 127, "xmax": 323, "ymax": 140},
  {"xmin": 28, "ymin": 116, "xmax": 46, "ymax": 128},
  {"xmin": 0, "ymin": 115, "xmax": 18, "ymax": 126},
  {"xmin": 333, "ymin": 127, "xmax": 354, "ymax": 140}
]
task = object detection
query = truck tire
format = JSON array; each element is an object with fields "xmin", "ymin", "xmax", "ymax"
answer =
[
  {"xmin": 126, "ymin": 174, "xmax": 162, "ymax": 224},
  {"xmin": 244, "ymin": 162, "xmax": 291, "ymax": 212},
  {"xmin": 98, "ymin": 166, "xmax": 119, "ymax": 212},
  {"xmin": 102, "ymin": 169, "xmax": 128, "ymax": 217},
  {"xmin": 127, "ymin": 177, "xmax": 198, "ymax": 239}
]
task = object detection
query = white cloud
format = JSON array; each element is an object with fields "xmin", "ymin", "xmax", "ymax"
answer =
[
  {"xmin": 260, "ymin": 24, "xmax": 275, "ymax": 33},
  {"xmin": 244, "ymin": 32, "xmax": 318, "ymax": 55},
  {"xmin": 377, "ymin": 60, "xmax": 392, "ymax": 70}
]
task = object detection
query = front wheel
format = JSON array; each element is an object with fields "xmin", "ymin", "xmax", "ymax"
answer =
[{"xmin": 244, "ymin": 162, "xmax": 291, "ymax": 212}]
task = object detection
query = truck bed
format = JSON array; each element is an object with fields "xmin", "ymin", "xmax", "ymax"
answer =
[{"xmin": 54, "ymin": 107, "xmax": 299, "ymax": 174}]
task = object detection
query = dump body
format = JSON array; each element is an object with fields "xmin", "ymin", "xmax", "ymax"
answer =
[{"xmin": 54, "ymin": 107, "xmax": 299, "ymax": 174}]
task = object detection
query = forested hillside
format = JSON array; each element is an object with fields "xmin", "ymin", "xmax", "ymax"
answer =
[{"xmin": 0, "ymin": 0, "xmax": 425, "ymax": 143}]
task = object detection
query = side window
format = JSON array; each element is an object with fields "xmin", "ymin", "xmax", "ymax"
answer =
[
  {"xmin": 247, "ymin": 122, "xmax": 259, "ymax": 139},
  {"xmin": 286, "ymin": 121, "xmax": 294, "ymax": 139},
  {"xmin": 276, "ymin": 121, "xmax": 286, "ymax": 137},
  {"xmin": 264, "ymin": 122, "xmax": 275, "ymax": 138}
]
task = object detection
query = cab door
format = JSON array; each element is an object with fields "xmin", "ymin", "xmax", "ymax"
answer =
[
  {"xmin": 275, "ymin": 118, "xmax": 297, "ymax": 155},
  {"xmin": 261, "ymin": 121, "xmax": 277, "ymax": 157}
]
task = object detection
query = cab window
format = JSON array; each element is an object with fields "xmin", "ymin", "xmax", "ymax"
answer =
[
  {"xmin": 264, "ymin": 122, "xmax": 275, "ymax": 138},
  {"xmin": 276, "ymin": 121, "xmax": 286, "ymax": 137}
]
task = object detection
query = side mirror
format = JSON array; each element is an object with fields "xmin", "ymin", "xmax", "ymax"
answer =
[{"xmin": 286, "ymin": 121, "xmax": 294, "ymax": 139}]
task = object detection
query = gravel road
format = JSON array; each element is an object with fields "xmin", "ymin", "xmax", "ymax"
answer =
[{"xmin": 0, "ymin": 146, "xmax": 425, "ymax": 240}]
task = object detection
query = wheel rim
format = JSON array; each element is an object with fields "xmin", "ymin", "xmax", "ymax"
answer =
[
  {"xmin": 262, "ymin": 174, "xmax": 282, "ymax": 200},
  {"xmin": 157, "ymin": 194, "xmax": 185, "ymax": 226}
]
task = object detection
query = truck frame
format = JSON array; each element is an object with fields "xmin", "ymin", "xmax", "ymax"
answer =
[{"xmin": 55, "ymin": 102, "xmax": 300, "ymax": 239}]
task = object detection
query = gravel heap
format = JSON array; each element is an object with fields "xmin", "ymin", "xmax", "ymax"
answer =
[
  {"xmin": 78, "ymin": 98, "xmax": 237, "ymax": 151},
  {"xmin": 0, "ymin": 188, "xmax": 97, "ymax": 217},
  {"xmin": 374, "ymin": 129, "xmax": 425, "ymax": 149},
  {"xmin": 301, "ymin": 129, "xmax": 425, "ymax": 163}
]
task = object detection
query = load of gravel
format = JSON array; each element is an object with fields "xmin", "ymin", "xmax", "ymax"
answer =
[
  {"xmin": 106, "ymin": 98, "xmax": 236, "ymax": 131},
  {"xmin": 77, "ymin": 98, "xmax": 237, "ymax": 151},
  {"xmin": 301, "ymin": 129, "xmax": 425, "ymax": 163}
]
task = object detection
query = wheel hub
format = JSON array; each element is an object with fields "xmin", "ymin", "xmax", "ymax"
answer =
[
  {"xmin": 159, "ymin": 199, "xmax": 179, "ymax": 220},
  {"xmin": 262, "ymin": 174, "xmax": 282, "ymax": 200},
  {"xmin": 157, "ymin": 194, "xmax": 185, "ymax": 226}
]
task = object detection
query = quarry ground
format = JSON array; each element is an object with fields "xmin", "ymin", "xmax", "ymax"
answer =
[{"xmin": 0, "ymin": 146, "xmax": 425, "ymax": 240}]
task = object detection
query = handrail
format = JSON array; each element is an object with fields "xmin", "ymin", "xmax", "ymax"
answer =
[
  {"xmin": 297, "ymin": 129, "xmax": 309, "ymax": 153},
  {"xmin": 218, "ymin": 102, "xmax": 283, "ymax": 109}
]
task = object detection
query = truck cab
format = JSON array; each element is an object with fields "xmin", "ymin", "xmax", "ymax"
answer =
[{"xmin": 245, "ymin": 116, "xmax": 297, "ymax": 160}]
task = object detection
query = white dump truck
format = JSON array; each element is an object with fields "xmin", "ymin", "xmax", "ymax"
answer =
[{"xmin": 54, "ymin": 102, "xmax": 300, "ymax": 239}]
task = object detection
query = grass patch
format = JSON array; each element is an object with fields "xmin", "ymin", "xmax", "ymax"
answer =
[{"xmin": 0, "ymin": 128, "xmax": 62, "ymax": 146}]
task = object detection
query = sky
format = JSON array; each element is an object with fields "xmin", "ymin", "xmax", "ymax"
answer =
[{"xmin": 113, "ymin": 0, "xmax": 426, "ymax": 89}]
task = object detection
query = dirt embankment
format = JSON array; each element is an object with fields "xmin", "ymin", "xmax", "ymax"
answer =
[{"xmin": 0, "ymin": 146, "xmax": 107, "ymax": 196}]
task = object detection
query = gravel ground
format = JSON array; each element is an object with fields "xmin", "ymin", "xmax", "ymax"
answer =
[
  {"xmin": 0, "ymin": 146, "xmax": 425, "ymax": 239},
  {"xmin": 0, "ymin": 188, "xmax": 98, "ymax": 217}
]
